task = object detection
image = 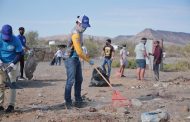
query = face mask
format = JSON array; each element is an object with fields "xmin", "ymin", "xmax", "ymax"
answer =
[
  {"xmin": 77, "ymin": 24, "xmax": 86, "ymax": 33},
  {"xmin": 123, "ymin": 47, "xmax": 126, "ymax": 50},
  {"xmin": 19, "ymin": 30, "xmax": 24, "ymax": 35},
  {"xmin": 106, "ymin": 42, "xmax": 110, "ymax": 45}
]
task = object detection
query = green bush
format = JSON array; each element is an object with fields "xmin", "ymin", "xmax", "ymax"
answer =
[
  {"xmin": 127, "ymin": 59, "xmax": 137, "ymax": 69},
  {"xmin": 163, "ymin": 60, "xmax": 190, "ymax": 72},
  {"xmin": 112, "ymin": 60, "xmax": 120, "ymax": 68},
  {"xmin": 111, "ymin": 59, "xmax": 137, "ymax": 69},
  {"xmin": 84, "ymin": 38, "xmax": 100, "ymax": 58}
]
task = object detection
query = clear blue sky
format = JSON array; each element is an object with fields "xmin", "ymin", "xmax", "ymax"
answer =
[{"xmin": 0, "ymin": 0, "xmax": 190, "ymax": 37}]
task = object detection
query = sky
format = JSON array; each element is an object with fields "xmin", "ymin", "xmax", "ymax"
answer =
[{"xmin": 0, "ymin": 0, "xmax": 190, "ymax": 37}]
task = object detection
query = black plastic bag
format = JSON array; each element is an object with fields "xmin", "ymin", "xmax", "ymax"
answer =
[{"xmin": 89, "ymin": 67, "xmax": 109, "ymax": 87}]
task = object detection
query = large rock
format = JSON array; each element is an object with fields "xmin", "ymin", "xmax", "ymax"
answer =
[{"xmin": 141, "ymin": 109, "xmax": 170, "ymax": 122}]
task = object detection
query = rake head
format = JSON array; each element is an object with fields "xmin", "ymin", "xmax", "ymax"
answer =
[{"xmin": 112, "ymin": 90, "xmax": 131, "ymax": 107}]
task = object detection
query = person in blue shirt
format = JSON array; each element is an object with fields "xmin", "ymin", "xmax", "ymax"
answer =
[
  {"xmin": 0, "ymin": 24, "xmax": 23, "ymax": 113},
  {"xmin": 17, "ymin": 27, "xmax": 30, "ymax": 80}
]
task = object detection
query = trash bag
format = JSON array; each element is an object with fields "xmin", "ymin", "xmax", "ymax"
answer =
[
  {"xmin": 50, "ymin": 57, "xmax": 56, "ymax": 65},
  {"xmin": 25, "ymin": 50, "xmax": 38, "ymax": 80},
  {"xmin": 89, "ymin": 67, "xmax": 109, "ymax": 87}
]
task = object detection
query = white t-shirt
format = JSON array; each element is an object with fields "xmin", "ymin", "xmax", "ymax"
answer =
[
  {"xmin": 134, "ymin": 42, "xmax": 146, "ymax": 59},
  {"xmin": 120, "ymin": 48, "xmax": 129, "ymax": 66},
  {"xmin": 120, "ymin": 48, "xmax": 128, "ymax": 61},
  {"xmin": 55, "ymin": 49, "xmax": 63, "ymax": 57}
]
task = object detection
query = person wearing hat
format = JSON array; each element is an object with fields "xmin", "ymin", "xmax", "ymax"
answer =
[
  {"xmin": 134, "ymin": 37, "xmax": 148, "ymax": 81},
  {"xmin": 101, "ymin": 39, "xmax": 115, "ymax": 78},
  {"xmin": 0, "ymin": 24, "xmax": 23, "ymax": 112},
  {"xmin": 64, "ymin": 15, "xmax": 94, "ymax": 109},
  {"xmin": 17, "ymin": 27, "xmax": 30, "ymax": 80}
]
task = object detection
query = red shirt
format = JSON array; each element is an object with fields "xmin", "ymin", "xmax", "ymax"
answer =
[{"xmin": 153, "ymin": 46, "xmax": 162, "ymax": 64}]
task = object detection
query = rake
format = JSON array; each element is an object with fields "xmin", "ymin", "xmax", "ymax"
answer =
[{"xmin": 94, "ymin": 66, "xmax": 131, "ymax": 107}]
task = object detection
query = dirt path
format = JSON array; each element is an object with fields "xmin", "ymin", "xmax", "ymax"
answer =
[{"xmin": 0, "ymin": 62, "xmax": 190, "ymax": 122}]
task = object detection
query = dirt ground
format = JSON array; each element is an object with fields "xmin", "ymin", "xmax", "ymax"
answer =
[{"xmin": 0, "ymin": 61, "xmax": 190, "ymax": 122}]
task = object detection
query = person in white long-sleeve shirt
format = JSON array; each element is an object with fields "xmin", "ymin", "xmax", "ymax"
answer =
[{"xmin": 54, "ymin": 48, "xmax": 63, "ymax": 65}]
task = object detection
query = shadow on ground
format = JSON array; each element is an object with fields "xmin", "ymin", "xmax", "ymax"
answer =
[{"xmin": 17, "ymin": 79, "xmax": 66, "ymax": 88}]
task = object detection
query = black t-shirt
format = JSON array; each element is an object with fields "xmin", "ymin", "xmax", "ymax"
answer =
[{"xmin": 103, "ymin": 45, "xmax": 114, "ymax": 59}]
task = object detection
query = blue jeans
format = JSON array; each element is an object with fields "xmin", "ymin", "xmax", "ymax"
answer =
[
  {"xmin": 56, "ymin": 57, "xmax": 61, "ymax": 65},
  {"xmin": 102, "ymin": 58, "xmax": 112, "ymax": 78},
  {"xmin": 64, "ymin": 57, "xmax": 83, "ymax": 103}
]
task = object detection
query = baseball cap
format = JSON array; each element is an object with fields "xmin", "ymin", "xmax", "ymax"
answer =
[
  {"xmin": 77, "ymin": 15, "xmax": 91, "ymax": 28},
  {"xmin": 1, "ymin": 24, "xmax": 12, "ymax": 40},
  {"xmin": 82, "ymin": 15, "xmax": 91, "ymax": 28}
]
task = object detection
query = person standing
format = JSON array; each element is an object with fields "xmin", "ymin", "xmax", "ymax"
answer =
[
  {"xmin": 149, "ymin": 41, "xmax": 162, "ymax": 81},
  {"xmin": 134, "ymin": 38, "xmax": 148, "ymax": 81},
  {"xmin": 17, "ymin": 27, "xmax": 30, "ymax": 80},
  {"xmin": 0, "ymin": 25, "xmax": 23, "ymax": 112},
  {"xmin": 119, "ymin": 44, "xmax": 129, "ymax": 77},
  {"xmin": 102, "ymin": 39, "xmax": 115, "ymax": 78},
  {"xmin": 64, "ymin": 15, "xmax": 94, "ymax": 109},
  {"xmin": 54, "ymin": 48, "xmax": 63, "ymax": 66}
]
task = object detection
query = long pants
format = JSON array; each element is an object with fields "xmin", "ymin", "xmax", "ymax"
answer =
[
  {"xmin": 56, "ymin": 57, "xmax": 62, "ymax": 66},
  {"xmin": 153, "ymin": 63, "xmax": 160, "ymax": 81},
  {"xmin": 102, "ymin": 58, "xmax": 112, "ymax": 78},
  {"xmin": 64, "ymin": 58, "xmax": 83, "ymax": 103},
  {"xmin": 0, "ymin": 64, "xmax": 18, "ymax": 106},
  {"xmin": 20, "ymin": 55, "xmax": 25, "ymax": 77}
]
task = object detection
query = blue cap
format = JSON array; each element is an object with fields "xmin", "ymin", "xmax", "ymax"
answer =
[
  {"xmin": 82, "ymin": 15, "xmax": 91, "ymax": 28},
  {"xmin": 1, "ymin": 24, "xmax": 12, "ymax": 40}
]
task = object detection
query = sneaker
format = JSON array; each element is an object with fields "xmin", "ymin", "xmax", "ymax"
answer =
[
  {"xmin": 0, "ymin": 106, "xmax": 4, "ymax": 112},
  {"xmin": 121, "ymin": 75, "xmax": 126, "ymax": 77},
  {"xmin": 5, "ymin": 105, "xmax": 14, "ymax": 113},
  {"xmin": 65, "ymin": 103, "xmax": 72, "ymax": 109}
]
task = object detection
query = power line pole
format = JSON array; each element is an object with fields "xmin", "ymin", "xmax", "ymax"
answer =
[{"xmin": 160, "ymin": 39, "xmax": 164, "ymax": 71}]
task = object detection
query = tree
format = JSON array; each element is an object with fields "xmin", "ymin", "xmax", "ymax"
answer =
[
  {"xmin": 84, "ymin": 38, "xmax": 100, "ymax": 58},
  {"xmin": 25, "ymin": 31, "xmax": 39, "ymax": 47}
]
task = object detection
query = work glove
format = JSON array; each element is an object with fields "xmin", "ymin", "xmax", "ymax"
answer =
[
  {"xmin": 6, "ymin": 63, "xmax": 15, "ymax": 73},
  {"xmin": 89, "ymin": 59, "xmax": 94, "ymax": 65}
]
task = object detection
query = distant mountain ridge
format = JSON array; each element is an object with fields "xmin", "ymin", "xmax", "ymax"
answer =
[
  {"xmin": 128, "ymin": 28, "xmax": 190, "ymax": 45},
  {"xmin": 42, "ymin": 28, "xmax": 190, "ymax": 45}
]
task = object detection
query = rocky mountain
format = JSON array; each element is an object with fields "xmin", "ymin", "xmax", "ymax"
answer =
[
  {"xmin": 128, "ymin": 28, "xmax": 190, "ymax": 45},
  {"xmin": 42, "ymin": 28, "xmax": 190, "ymax": 45},
  {"xmin": 112, "ymin": 35, "xmax": 133, "ymax": 44},
  {"xmin": 42, "ymin": 34, "xmax": 109, "ymax": 43}
]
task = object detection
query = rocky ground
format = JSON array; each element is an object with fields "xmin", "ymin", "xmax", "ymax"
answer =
[{"xmin": 0, "ymin": 61, "xmax": 190, "ymax": 122}]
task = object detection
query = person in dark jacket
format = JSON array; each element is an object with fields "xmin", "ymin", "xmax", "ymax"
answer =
[
  {"xmin": 149, "ymin": 41, "xmax": 162, "ymax": 81},
  {"xmin": 17, "ymin": 27, "xmax": 30, "ymax": 80}
]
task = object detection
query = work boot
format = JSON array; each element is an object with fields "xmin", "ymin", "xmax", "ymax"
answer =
[
  {"xmin": 5, "ymin": 105, "xmax": 14, "ymax": 113},
  {"xmin": 0, "ymin": 106, "xmax": 4, "ymax": 112}
]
